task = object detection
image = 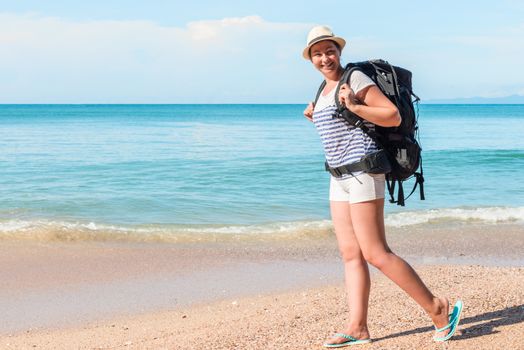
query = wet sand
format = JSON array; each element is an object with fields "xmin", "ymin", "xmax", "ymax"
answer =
[{"xmin": 0, "ymin": 223, "xmax": 523, "ymax": 349}]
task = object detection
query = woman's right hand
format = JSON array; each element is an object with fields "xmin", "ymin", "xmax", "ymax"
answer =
[
  {"xmin": 338, "ymin": 83, "xmax": 359, "ymax": 111},
  {"xmin": 303, "ymin": 102, "xmax": 314, "ymax": 122}
]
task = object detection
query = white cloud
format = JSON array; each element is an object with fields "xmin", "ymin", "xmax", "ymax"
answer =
[
  {"xmin": 0, "ymin": 13, "xmax": 314, "ymax": 103},
  {"xmin": 2, "ymin": 12, "xmax": 521, "ymax": 102}
]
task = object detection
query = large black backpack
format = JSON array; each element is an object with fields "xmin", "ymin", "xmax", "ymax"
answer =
[{"xmin": 314, "ymin": 59, "xmax": 424, "ymax": 206}]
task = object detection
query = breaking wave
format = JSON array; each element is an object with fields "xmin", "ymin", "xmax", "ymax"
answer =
[
  {"xmin": 1, "ymin": 206, "xmax": 522, "ymax": 242},
  {"xmin": 385, "ymin": 206, "xmax": 524, "ymax": 228}
]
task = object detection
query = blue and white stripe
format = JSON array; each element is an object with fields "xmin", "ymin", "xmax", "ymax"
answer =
[{"xmin": 313, "ymin": 105, "xmax": 378, "ymax": 178}]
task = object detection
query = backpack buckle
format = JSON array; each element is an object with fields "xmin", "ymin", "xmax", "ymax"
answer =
[{"xmin": 325, "ymin": 162, "xmax": 343, "ymax": 177}]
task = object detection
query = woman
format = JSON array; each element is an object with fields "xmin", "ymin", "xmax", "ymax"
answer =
[{"xmin": 302, "ymin": 25, "xmax": 463, "ymax": 347}]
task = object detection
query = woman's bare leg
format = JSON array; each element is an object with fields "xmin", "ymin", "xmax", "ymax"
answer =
[
  {"xmin": 327, "ymin": 200, "xmax": 371, "ymax": 342},
  {"xmin": 350, "ymin": 199, "xmax": 450, "ymax": 335}
]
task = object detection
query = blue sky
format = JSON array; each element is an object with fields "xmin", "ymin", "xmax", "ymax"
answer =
[{"xmin": 1, "ymin": 0, "xmax": 523, "ymax": 103}]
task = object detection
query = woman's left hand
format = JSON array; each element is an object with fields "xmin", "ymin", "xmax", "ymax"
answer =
[{"xmin": 338, "ymin": 83, "xmax": 359, "ymax": 111}]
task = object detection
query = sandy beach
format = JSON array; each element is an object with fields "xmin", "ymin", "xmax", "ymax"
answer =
[{"xmin": 1, "ymin": 223, "xmax": 523, "ymax": 349}]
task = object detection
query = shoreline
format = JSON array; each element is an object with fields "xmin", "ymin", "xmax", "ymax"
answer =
[
  {"xmin": 1, "ymin": 265, "xmax": 523, "ymax": 349},
  {"xmin": 0, "ymin": 223, "xmax": 523, "ymax": 348}
]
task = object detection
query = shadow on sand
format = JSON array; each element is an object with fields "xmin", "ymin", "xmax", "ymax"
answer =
[{"xmin": 373, "ymin": 304, "xmax": 524, "ymax": 342}]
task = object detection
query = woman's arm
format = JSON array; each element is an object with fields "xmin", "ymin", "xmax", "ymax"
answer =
[{"xmin": 338, "ymin": 84, "xmax": 401, "ymax": 127}]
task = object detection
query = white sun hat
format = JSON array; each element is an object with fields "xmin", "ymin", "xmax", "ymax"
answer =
[{"xmin": 302, "ymin": 25, "xmax": 346, "ymax": 60}]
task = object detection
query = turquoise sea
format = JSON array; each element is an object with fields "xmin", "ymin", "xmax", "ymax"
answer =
[{"xmin": 1, "ymin": 104, "xmax": 523, "ymax": 242}]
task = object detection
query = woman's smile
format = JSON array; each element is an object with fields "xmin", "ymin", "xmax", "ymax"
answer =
[{"xmin": 322, "ymin": 61, "xmax": 336, "ymax": 71}]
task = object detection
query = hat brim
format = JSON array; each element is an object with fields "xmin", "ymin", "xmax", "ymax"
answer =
[{"xmin": 302, "ymin": 37, "xmax": 346, "ymax": 60}]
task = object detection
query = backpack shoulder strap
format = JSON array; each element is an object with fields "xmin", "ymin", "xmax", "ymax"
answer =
[
  {"xmin": 313, "ymin": 80, "xmax": 327, "ymax": 106},
  {"xmin": 334, "ymin": 63, "xmax": 363, "ymax": 112},
  {"xmin": 315, "ymin": 63, "xmax": 361, "ymax": 107},
  {"xmin": 334, "ymin": 63, "xmax": 382, "ymax": 144}
]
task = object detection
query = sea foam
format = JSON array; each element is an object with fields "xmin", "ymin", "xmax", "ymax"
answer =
[
  {"xmin": 385, "ymin": 206, "xmax": 524, "ymax": 227},
  {"xmin": 1, "ymin": 206, "xmax": 522, "ymax": 243}
]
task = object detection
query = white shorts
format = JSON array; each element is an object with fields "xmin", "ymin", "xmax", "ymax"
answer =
[{"xmin": 329, "ymin": 173, "xmax": 385, "ymax": 203}]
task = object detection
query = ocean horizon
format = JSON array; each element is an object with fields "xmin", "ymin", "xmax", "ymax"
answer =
[{"xmin": 1, "ymin": 103, "xmax": 523, "ymax": 242}]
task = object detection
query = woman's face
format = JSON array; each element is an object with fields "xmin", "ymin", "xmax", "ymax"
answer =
[{"xmin": 310, "ymin": 40, "xmax": 341, "ymax": 77}]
